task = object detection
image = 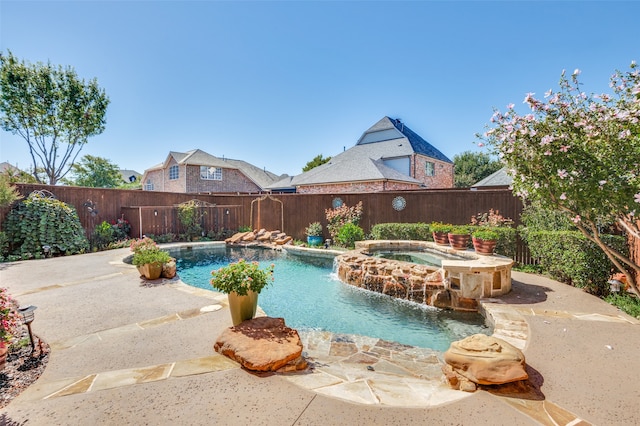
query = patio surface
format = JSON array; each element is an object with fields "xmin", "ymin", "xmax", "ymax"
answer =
[{"xmin": 1, "ymin": 243, "xmax": 639, "ymax": 425}]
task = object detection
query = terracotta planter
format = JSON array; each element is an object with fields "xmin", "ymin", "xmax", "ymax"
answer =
[
  {"xmin": 448, "ymin": 233, "xmax": 470, "ymax": 250},
  {"xmin": 138, "ymin": 262, "xmax": 163, "ymax": 280},
  {"xmin": 227, "ymin": 290, "xmax": 259, "ymax": 326},
  {"xmin": 0, "ymin": 341, "xmax": 7, "ymax": 371},
  {"xmin": 432, "ymin": 231, "xmax": 450, "ymax": 246},
  {"xmin": 473, "ymin": 237, "xmax": 497, "ymax": 255}
]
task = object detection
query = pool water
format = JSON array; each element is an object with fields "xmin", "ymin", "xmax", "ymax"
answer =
[{"xmin": 175, "ymin": 246, "xmax": 490, "ymax": 351}]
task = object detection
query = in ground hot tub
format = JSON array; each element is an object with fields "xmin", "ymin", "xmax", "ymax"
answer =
[{"xmin": 335, "ymin": 240, "xmax": 514, "ymax": 312}]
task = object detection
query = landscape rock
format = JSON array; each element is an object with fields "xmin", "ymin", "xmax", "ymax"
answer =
[
  {"xmin": 443, "ymin": 334, "xmax": 528, "ymax": 386},
  {"xmin": 161, "ymin": 259, "xmax": 176, "ymax": 279},
  {"xmin": 225, "ymin": 232, "xmax": 249, "ymax": 244},
  {"xmin": 214, "ymin": 317, "xmax": 307, "ymax": 372}
]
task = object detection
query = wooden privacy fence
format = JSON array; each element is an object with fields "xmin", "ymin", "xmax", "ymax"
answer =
[{"xmin": 1, "ymin": 184, "xmax": 540, "ymax": 260}]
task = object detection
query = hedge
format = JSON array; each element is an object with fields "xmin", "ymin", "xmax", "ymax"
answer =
[
  {"xmin": 369, "ymin": 223, "xmax": 432, "ymax": 241},
  {"xmin": 521, "ymin": 230, "xmax": 627, "ymax": 296}
]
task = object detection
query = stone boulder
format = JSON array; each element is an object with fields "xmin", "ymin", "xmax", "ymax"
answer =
[
  {"xmin": 443, "ymin": 334, "xmax": 528, "ymax": 387},
  {"xmin": 214, "ymin": 317, "xmax": 307, "ymax": 372},
  {"xmin": 161, "ymin": 259, "xmax": 176, "ymax": 279}
]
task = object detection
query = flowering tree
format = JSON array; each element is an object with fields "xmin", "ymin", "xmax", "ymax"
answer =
[{"xmin": 480, "ymin": 62, "xmax": 640, "ymax": 297}]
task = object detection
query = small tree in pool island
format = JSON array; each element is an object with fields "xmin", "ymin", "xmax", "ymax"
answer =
[{"xmin": 480, "ymin": 61, "xmax": 640, "ymax": 297}]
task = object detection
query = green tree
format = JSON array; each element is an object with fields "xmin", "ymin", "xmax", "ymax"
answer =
[
  {"xmin": 480, "ymin": 62, "xmax": 640, "ymax": 296},
  {"xmin": 303, "ymin": 154, "xmax": 331, "ymax": 172},
  {"xmin": 453, "ymin": 151, "xmax": 501, "ymax": 188},
  {"xmin": 0, "ymin": 51, "xmax": 110, "ymax": 185},
  {"xmin": 0, "ymin": 175, "xmax": 22, "ymax": 208},
  {"xmin": 66, "ymin": 155, "xmax": 122, "ymax": 188}
]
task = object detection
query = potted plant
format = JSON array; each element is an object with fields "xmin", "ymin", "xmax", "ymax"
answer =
[
  {"xmin": 210, "ymin": 259, "xmax": 274, "ymax": 325},
  {"xmin": 430, "ymin": 222, "xmax": 452, "ymax": 245},
  {"xmin": 130, "ymin": 237, "xmax": 171, "ymax": 280},
  {"xmin": 0, "ymin": 288, "xmax": 20, "ymax": 371},
  {"xmin": 305, "ymin": 222, "xmax": 324, "ymax": 247},
  {"xmin": 448, "ymin": 226, "xmax": 471, "ymax": 250},
  {"xmin": 472, "ymin": 229, "xmax": 499, "ymax": 255}
]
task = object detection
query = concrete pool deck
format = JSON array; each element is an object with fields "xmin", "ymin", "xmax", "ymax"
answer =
[{"xmin": 1, "ymin": 245, "xmax": 639, "ymax": 425}]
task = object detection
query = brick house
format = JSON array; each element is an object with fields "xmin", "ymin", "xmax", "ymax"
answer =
[
  {"xmin": 141, "ymin": 149, "xmax": 282, "ymax": 193},
  {"xmin": 268, "ymin": 117, "xmax": 454, "ymax": 193}
]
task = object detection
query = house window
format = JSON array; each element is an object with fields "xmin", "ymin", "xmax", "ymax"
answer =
[
  {"xmin": 144, "ymin": 179, "xmax": 154, "ymax": 191},
  {"xmin": 169, "ymin": 165, "xmax": 179, "ymax": 180},
  {"xmin": 425, "ymin": 161, "xmax": 435, "ymax": 177},
  {"xmin": 200, "ymin": 166, "xmax": 222, "ymax": 181}
]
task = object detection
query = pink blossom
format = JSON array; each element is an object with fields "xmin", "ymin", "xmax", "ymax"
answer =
[
  {"xmin": 544, "ymin": 150, "xmax": 552, "ymax": 156},
  {"xmin": 635, "ymin": 193, "xmax": 640, "ymax": 203},
  {"xmin": 540, "ymin": 135, "xmax": 554, "ymax": 145},
  {"xmin": 557, "ymin": 169, "xmax": 568, "ymax": 179},
  {"xmin": 619, "ymin": 129, "xmax": 631, "ymax": 139},
  {"xmin": 560, "ymin": 193, "xmax": 567, "ymax": 200},
  {"xmin": 572, "ymin": 215, "xmax": 581, "ymax": 223},
  {"xmin": 573, "ymin": 69, "xmax": 581, "ymax": 76},
  {"xmin": 523, "ymin": 92, "xmax": 535, "ymax": 103},
  {"xmin": 544, "ymin": 89, "xmax": 553, "ymax": 98},
  {"xmin": 507, "ymin": 103, "xmax": 515, "ymax": 109},
  {"xmin": 477, "ymin": 142, "xmax": 485, "ymax": 147},
  {"xmin": 559, "ymin": 145, "xmax": 570, "ymax": 152}
]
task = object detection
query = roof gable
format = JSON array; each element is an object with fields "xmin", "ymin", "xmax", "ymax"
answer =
[{"xmin": 357, "ymin": 117, "xmax": 452, "ymax": 163}]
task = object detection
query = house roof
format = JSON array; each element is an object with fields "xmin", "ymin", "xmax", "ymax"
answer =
[
  {"xmin": 119, "ymin": 169, "xmax": 141, "ymax": 183},
  {"xmin": 267, "ymin": 116, "xmax": 449, "ymax": 190},
  {"xmin": 358, "ymin": 117, "xmax": 452, "ymax": 164},
  {"xmin": 145, "ymin": 149, "xmax": 282, "ymax": 190},
  {"xmin": 471, "ymin": 167, "xmax": 513, "ymax": 188}
]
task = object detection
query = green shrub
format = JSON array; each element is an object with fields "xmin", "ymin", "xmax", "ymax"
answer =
[
  {"xmin": 369, "ymin": 223, "xmax": 431, "ymax": 241},
  {"xmin": 521, "ymin": 230, "xmax": 627, "ymax": 296},
  {"xmin": 520, "ymin": 203, "xmax": 575, "ymax": 232},
  {"xmin": 449, "ymin": 225, "xmax": 471, "ymax": 235},
  {"xmin": 91, "ymin": 221, "xmax": 115, "ymax": 250},
  {"xmin": 605, "ymin": 293, "xmax": 640, "ymax": 319},
  {"xmin": 0, "ymin": 231, "xmax": 8, "ymax": 261},
  {"xmin": 335, "ymin": 223, "xmax": 365, "ymax": 249},
  {"xmin": 3, "ymin": 193, "xmax": 89, "ymax": 258},
  {"xmin": 429, "ymin": 222, "xmax": 452, "ymax": 233}
]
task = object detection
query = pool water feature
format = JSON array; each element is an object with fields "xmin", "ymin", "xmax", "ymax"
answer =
[{"xmin": 174, "ymin": 245, "xmax": 490, "ymax": 351}]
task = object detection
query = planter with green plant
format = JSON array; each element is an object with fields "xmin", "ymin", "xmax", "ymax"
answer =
[
  {"xmin": 448, "ymin": 226, "xmax": 471, "ymax": 250},
  {"xmin": 210, "ymin": 259, "xmax": 274, "ymax": 325},
  {"xmin": 305, "ymin": 222, "xmax": 323, "ymax": 247},
  {"xmin": 430, "ymin": 222, "xmax": 452, "ymax": 245},
  {"xmin": 130, "ymin": 237, "xmax": 172, "ymax": 280},
  {"xmin": 472, "ymin": 229, "xmax": 499, "ymax": 255}
]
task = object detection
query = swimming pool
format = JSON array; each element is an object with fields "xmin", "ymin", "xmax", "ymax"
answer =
[{"xmin": 174, "ymin": 245, "xmax": 490, "ymax": 351}]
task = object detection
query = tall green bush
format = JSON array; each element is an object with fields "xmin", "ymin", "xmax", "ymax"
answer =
[
  {"xmin": 335, "ymin": 223, "xmax": 365, "ymax": 249},
  {"xmin": 3, "ymin": 193, "xmax": 89, "ymax": 258},
  {"xmin": 522, "ymin": 230, "xmax": 627, "ymax": 296}
]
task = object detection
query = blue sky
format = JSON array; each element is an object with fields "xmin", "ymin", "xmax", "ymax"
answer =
[{"xmin": 1, "ymin": 1, "xmax": 638, "ymax": 178}]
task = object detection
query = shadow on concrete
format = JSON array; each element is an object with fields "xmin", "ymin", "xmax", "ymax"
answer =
[
  {"xmin": 497, "ymin": 280, "xmax": 553, "ymax": 305},
  {"xmin": 481, "ymin": 363, "xmax": 545, "ymax": 401}
]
